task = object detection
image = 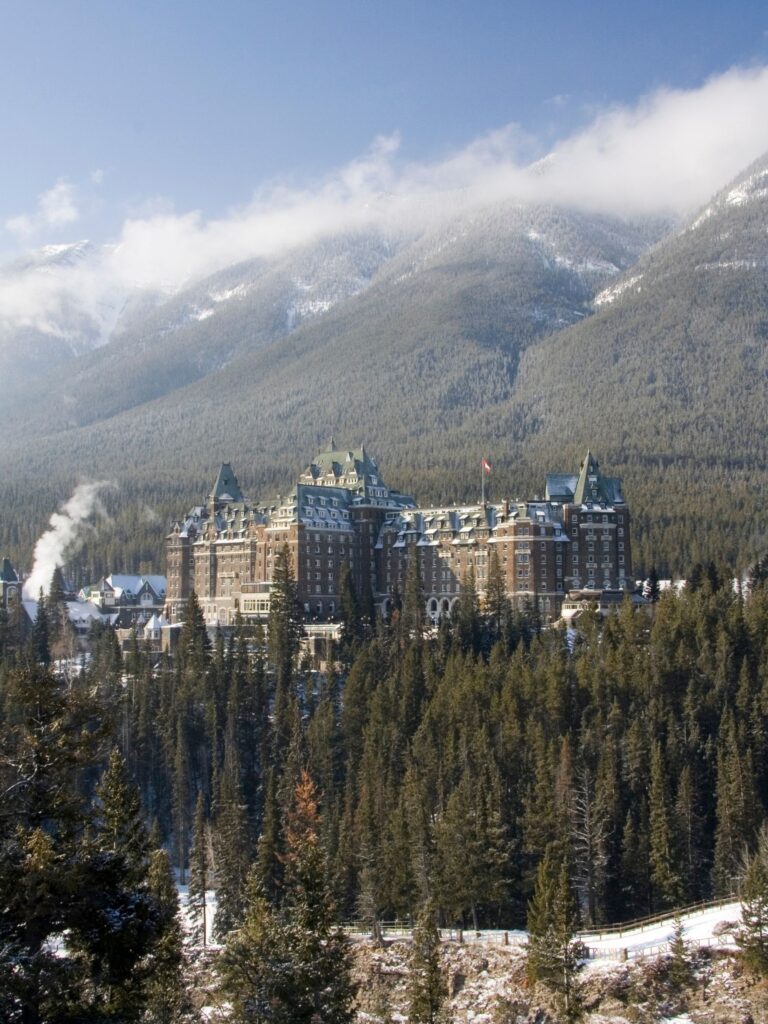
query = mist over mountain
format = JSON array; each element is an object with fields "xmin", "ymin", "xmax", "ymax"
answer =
[
  {"xmin": 2, "ymin": 153, "xmax": 767, "ymax": 577},
  {"xmin": 0, "ymin": 200, "xmax": 663, "ymax": 436}
]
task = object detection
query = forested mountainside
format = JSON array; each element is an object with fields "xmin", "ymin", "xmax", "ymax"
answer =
[
  {"xmin": 515, "ymin": 153, "xmax": 768, "ymax": 573},
  {"xmin": 0, "ymin": 203, "xmax": 664, "ymax": 580},
  {"xmin": 2, "ymin": 156, "xmax": 768, "ymax": 579},
  {"xmin": 5, "ymin": 552, "xmax": 768, "ymax": 1022}
]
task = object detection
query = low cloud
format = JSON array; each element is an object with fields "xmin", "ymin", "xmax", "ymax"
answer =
[
  {"xmin": 4, "ymin": 64, "xmax": 768, "ymax": 336},
  {"xmin": 6, "ymin": 179, "xmax": 79, "ymax": 241},
  {"xmin": 88, "ymin": 63, "xmax": 768, "ymax": 290}
]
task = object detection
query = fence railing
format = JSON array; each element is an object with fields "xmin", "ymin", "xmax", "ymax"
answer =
[
  {"xmin": 344, "ymin": 893, "xmax": 741, "ymax": 955},
  {"xmin": 576, "ymin": 893, "xmax": 738, "ymax": 941},
  {"xmin": 584, "ymin": 934, "xmax": 738, "ymax": 961}
]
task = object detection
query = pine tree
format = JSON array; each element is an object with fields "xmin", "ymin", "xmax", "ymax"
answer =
[
  {"xmin": 0, "ymin": 678, "xmax": 184, "ymax": 1024},
  {"xmin": 401, "ymin": 549, "xmax": 426, "ymax": 641},
  {"xmin": 737, "ymin": 844, "xmax": 768, "ymax": 976},
  {"xmin": 144, "ymin": 846, "xmax": 187, "ymax": 1023},
  {"xmin": 188, "ymin": 790, "xmax": 211, "ymax": 946},
  {"xmin": 31, "ymin": 589, "xmax": 51, "ymax": 665},
  {"xmin": 255, "ymin": 768, "xmax": 283, "ymax": 904},
  {"xmin": 221, "ymin": 771, "xmax": 356, "ymax": 1023},
  {"xmin": 526, "ymin": 844, "xmax": 585, "ymax": 1021},
  {"xmin": 95, "ymin": 747, "xmax": 151, "ymax": 868},
  {"xmin": 407, "ymin": 900, "xmax": 446, "ymax": 1024},
  {"xmin": 667, "ymin": 914, "xmax": 693, "ymax": 989},
  {"xmin": 268, "ymin": 545, "xmax": 302, "ymax": 729},
  {"xmin": 648, "ymin": 740, "xmax": 683, "ymax": 910},
  {"xmin": 212, "ymin": 744, "xmax": 251, "ymax": 940},
  {"xmin": 455, "ymin": 566, "xmax": 480, "ymax": 654}
]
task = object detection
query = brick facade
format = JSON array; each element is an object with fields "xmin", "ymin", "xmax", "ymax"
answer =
[{"xmin": 165, "ymin": 447, "xmax": 632, "ymax": 626}]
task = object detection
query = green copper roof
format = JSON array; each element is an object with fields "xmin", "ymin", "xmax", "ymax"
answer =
[
  {"xmin": 302, "ymin": 445, "xmax": 379, "ymax": 482},
  {"xmin": 210, "ymin": 463, "xmax": 244, "ymax": 503},
  {"xmin": 546, "ymin": 453, "xmax": 625, "ymax": 506},
  {"xmin": 572, "ymin": 451, "xmax": 625, "ymax": 506}
]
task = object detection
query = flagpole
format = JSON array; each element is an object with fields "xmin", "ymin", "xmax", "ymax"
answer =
[{"xmin": 481, "ymin": 459, "xmax": 485, "ymax": 506}]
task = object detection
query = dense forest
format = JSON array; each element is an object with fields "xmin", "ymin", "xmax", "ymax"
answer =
[{"xmin": 4, "ymin": 549, "xmax": 768, "ymax": 1018}]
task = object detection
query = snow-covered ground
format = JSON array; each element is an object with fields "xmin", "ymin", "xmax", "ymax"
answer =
[
  {"xmin": 579, "ymin": 901, "xmax": 740, "ymax": 962},
  {"xmin": 178, "ymin": 884, "xmax": 220, "ymax": 947},
  {"xmin": 370, "ymin": 900, "xmax": 742, "ymax": 964}
]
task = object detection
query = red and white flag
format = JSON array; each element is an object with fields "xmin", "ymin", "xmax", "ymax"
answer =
[{"xmin": 482, "ymin": 457, "xmax": 492, "ymax": 475}]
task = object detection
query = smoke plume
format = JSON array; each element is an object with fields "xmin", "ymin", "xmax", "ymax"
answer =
[{"xmin": 23, "ymin": 481, "xmax": 114, "ymax": 600}]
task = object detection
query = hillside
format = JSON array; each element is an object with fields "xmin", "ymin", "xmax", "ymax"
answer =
[
  {"xmin": 186, "ymin": 902, "xmax": 763, "ymax": 1024},
  {"xmin": 2, "ymin": 155, "xmax": 768, "ymax": 577},
  {"xmin": 0, "ymin": 202, "xmax": 662, "ymax": 575},
  {"xmin": 513, "ymin": 153, "xmax": 768, "ymax": 571}
]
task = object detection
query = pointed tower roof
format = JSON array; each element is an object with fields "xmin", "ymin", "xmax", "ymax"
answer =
[
  {"xmin": 210, "ymin": 463, "xmax": 244, "ymax": 503},
  {"xmin": 1, "ymin": 558, "xmax": 19, "ymax": 583},
  {"xmin": 572, "ymin": 451, "xmax": 625, "ymax": 506}
]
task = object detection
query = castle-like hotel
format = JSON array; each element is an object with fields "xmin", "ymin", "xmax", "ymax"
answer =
[{"xmin": 165, "ymin": 445, "xmax": 632, "ymax": 627}]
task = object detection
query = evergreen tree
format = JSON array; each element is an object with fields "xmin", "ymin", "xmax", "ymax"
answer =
[
  {"xmin": 338, "ymin": 560, "xmax": 364, "ymax": 661},
  {"xmin": 455, "ymin": 566, "xmax": 480, "ymax": 654},
  {"xmin": 526, "ymin": 844, "xmax": 584, "ymax": 1021},
  {"xmin": 401, "ymin": 549, "xmax": 426, "ymax": 641},
  {"xmin": 212, "ymin": 744, "xmax": 251, "ymax": 940},
  {"xmin": 407, "ymin": 900, "xmax": 446, "ymax": 1024},
  {"xmin": 667, "ymin": 914, "xmax": 693, "ymax": 990},
  {"xmin": 31, "ymin": 589, "xmax": 50, "ymax": 665},
  {"xmin": 220, "ymin": 771, "xmax": 356, "ymax": 1023},
  {"xmin": 144, "ymin": 846, "xmax": 187, "ymax": 1023},
  {"xmin": 486, "ymin": 546, "xmax": 513, "ymax": 651},
  {"xmin": 255, "ymin": 768, "xmax": 283, "ymax": 904},
  {"xmin": 188, "ymin": 790, "xmax": 211, "ymax": 946},
  {"xmin": 268, "ymin": 546, "xmax": 302, "ymax": 768},
  {"xmin": 648, "ymin": 740, "xmax": 683, "ymax": 910},
  {"xmin": 737, "ymin": 842, "xmax": 768, "ymax": 976},
  {"xmin": 0, "ymin": 672, "xmax": 183, "ymax": 1024}
]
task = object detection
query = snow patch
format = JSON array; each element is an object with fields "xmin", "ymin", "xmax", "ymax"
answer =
[
  {"xmin": 593, "ymin": 273, "xmax": 643, "ymax": 307},
  {"xmin": 726, "ymin": 168, "xmax": 768, "ymax": 206},
  {"xmin": 210, "ymin": 284, "xmax": 248, "ymax": 303},
  {"xmin": 688, "ymin": 206, "xmax": 714, "ymax": 231}
]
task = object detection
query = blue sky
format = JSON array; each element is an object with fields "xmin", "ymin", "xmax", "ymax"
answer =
[{"xmin": 3, "ymin": 0, "xmax": 768, "ymax": 251}]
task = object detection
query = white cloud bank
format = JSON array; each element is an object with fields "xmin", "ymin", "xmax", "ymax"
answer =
[
  {"xmin": 6, "ymin": 179, "xmax": 79, "ymax": 241},
  {"xmin": 4, "ymin": 64, "xmax": 768, "ymax": 337}
]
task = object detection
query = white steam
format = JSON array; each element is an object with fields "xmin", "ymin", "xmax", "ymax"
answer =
[{"xmin": 23, "ymin": 482, "xmax": 114, "ymax": 600}]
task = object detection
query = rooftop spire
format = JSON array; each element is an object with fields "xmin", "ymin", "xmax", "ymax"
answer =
[{"xmin": 210, "ymin": 462, "xmax": 244, "ymax": 503}]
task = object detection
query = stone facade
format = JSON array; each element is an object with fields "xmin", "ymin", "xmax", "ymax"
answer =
[{"xmin": 165, "ymin": 446, "xmax": 632, "ymax": 626}]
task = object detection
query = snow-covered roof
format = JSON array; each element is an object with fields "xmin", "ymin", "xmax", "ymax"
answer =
[
  {"xmin": 107, "ymin": 574, "xmax": 166, "ymax": 598},
  {"xmin": 65, "ymin": 600, "xmax": 107, "ymax": 624}
]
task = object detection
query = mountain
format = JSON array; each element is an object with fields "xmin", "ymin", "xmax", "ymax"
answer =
[
  {"xmin": 3, "ymin": 152, "xmax": 766, "ymax": 576},
  {"xmin": 0, "ymin": 241, "xmax": 127, "ymax": 394},
  {"xmin": 512, "ymin": 153, "xmax": 768, "ymax": 569},
  {"xmin": 0, "ymin": 203, "xmax": 660, "ymax": 438}
]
